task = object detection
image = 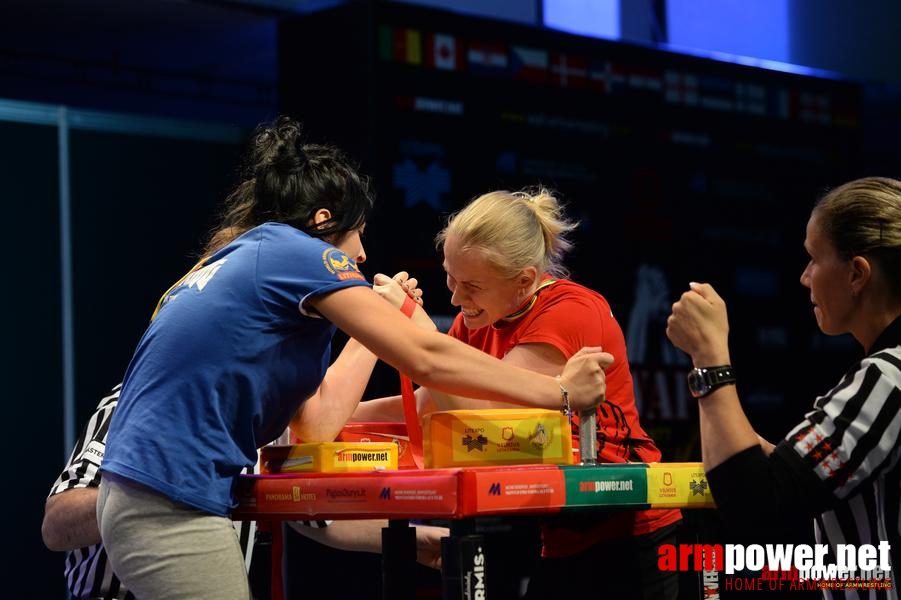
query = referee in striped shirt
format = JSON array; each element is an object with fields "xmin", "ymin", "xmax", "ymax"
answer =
[
  {"xmin": 42, "ymin": 384, "xmax": 260, "ymax": 599},
  {"xmin": 667, "ymin": 176, "xmax": 901, "ymax": 598}
]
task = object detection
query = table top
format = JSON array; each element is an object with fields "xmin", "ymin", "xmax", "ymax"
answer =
[{"xmin": 232, "ymin": 461, "xmax": 714, "ymax": 521}]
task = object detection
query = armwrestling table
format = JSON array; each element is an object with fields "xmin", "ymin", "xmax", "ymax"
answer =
[{"xmin": 232, "ymin": 459, "xmax": 715, "ymax": 599}]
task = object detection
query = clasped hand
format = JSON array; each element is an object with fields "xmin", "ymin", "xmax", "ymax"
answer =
[
  {"xmin": 561, "ymin": 347, "xmax": 615, "ymax": 411},
  {"xmin": 372, "ymin": 271, "xmax": 423, "ymax": 308},
  {"xmin": 666, "ymin": 281, "xmax": 731, "ymax": 366}
]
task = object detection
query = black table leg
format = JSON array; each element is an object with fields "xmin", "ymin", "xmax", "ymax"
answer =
[{"xmin": 382, "ymin": 519, "xmax": 417, "ymax": 600}]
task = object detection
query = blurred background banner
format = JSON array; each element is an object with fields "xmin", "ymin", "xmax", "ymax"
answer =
[{"xmin": 278, "ymin": 1, "xmax": 865, "ymax": 459}]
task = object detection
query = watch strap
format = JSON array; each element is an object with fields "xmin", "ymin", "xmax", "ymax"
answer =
[
  {"xmin": 688, "ymin": 365, "xmax": 736, "ymax": 398},
  {"xmin": 703, "ymin": 365, "xmax": 735, "ymax": 386}
]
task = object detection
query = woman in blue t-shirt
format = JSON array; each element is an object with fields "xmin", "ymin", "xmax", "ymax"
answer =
[{"xmin": 96, "ymin": 115, "xmax": 615, "ymax": 600}]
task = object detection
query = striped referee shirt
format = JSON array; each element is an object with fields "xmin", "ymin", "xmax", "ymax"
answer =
[
  {"xmin": 49, "ymin": 384, "xmax": 330, "ymax": 599},
  {"xmin": 48, "ymin": 385, "xmax": 134, "ymax": 600},
  {"xmin": 777, "ymin": 317, "xmax": 901, "ymax": 599},
  {"xmin": 707, "ymin": 317, "xmax": 901, "ymax": 600}
]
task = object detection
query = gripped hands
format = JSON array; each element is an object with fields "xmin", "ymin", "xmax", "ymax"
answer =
[{"xmin": 372, "ymin": 271, "xmax": 423, "ymax": 309}]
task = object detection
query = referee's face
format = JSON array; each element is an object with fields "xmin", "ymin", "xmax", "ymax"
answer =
[{"xmin": 801, "ymin": 213, "xmax": 854, "ymax": 337}]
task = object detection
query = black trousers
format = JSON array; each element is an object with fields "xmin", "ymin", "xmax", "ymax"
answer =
[{"xmin": 523, "ymin": 522, "xmax": 681, "ymax": 600}]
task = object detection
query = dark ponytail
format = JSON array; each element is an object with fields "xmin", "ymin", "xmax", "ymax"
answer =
[{"xmin": 204, "ymin": 116, "xmax": 374, "ymax": 255}]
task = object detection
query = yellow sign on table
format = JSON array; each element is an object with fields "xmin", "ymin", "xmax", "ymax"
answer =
[
  {"xmin": 646, "ymin": 462, "xmax": 715, "ymax": 507},
  {"xmin": 423, "ymin": 409, "xmax": 573, "ymax": 468},
  {"xmin": 261, "ymin": 442, "xmax": 398, "ymax": 473}
]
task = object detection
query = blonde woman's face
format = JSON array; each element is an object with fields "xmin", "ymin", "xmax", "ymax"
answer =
[{"xmin": 442, "ymin": 234, "xmax": 522, "ymax": 330}]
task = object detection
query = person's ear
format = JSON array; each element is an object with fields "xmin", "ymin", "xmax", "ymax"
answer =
[
  {"xmin": 312, "ymin": 208, "xmax": 332, "ymax": 227},
  {"xmin": 518, "ymin": 266, "xmax": 538, "ymax": 290},
  {"xmin": 849, "ymin": 255, "xmax": 871, "ymax": 296}
]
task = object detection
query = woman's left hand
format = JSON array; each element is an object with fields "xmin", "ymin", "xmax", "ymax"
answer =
[{"xmin": 373, "ymin": 271, "xmax": 424, "ymax": 308}]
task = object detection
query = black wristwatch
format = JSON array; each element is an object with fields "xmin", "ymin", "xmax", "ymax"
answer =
[{"xmin": 687, "ymin": 365, "xmax": 736, "ymax": 398}]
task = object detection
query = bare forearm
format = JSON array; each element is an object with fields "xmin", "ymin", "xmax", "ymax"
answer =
[
  {"xmin": 429, "ymin": 389, "xmax": 521, "ymax": 411},
  {"xmin": 316, "ymin": 287, "xmax": 609, "ymax": 411},
  {"xmin": 294, "ymin": 272, "xmax": 425, "ymax": 439},
  {"xmin": 292, "ymin": 338, "xmax": 378, "ymax": 441},
  {"xmin": 351, "ymin": 395, "xmax": 405, "ymax": 422},
  {"xmin": 426, "ymin": 342, "xmax": 567, "ymax": 412},
  {"xmin": 289, "ymin": 520, "xmax": 383, "ymax": 553},
  {"xmin": 667, "ymin": 283, "xmax": 763, "ymax": 471},
  {"xmin": 289, "ymin": 520, "xmax": 448, "ymax": 569},
  {"xmin": 697, "ymin": 387, "xmax": 761, "ymax": 471},
  {"xmin": 42, "ymin": 488, "xmax": 101, "ymax": 551},
  {"xmin": 408, "ymin": 334, "xmax": 565, "ymax": 408},
  {"xmin": 320, "ymin": 337, "xmax": 379, "ymax": 426},
  {"xmin": 352, "ymin": 385, "xmax": 441, "ymax": 422}
]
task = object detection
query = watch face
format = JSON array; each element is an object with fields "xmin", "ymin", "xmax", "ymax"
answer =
[
  {"xmin": 687, "ymin": 366, "xmax": 736, "ymax": 399},
  {"xmin": 687, "ymin": 369, "xmax": 709, "ymax": 398}
]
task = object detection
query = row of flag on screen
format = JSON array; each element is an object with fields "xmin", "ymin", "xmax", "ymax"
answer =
[{"xmin": 377, "ymin": 25, "xmax": 859, "ymax": 127}]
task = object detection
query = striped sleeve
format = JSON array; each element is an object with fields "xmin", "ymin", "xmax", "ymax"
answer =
[
  {"xmin": 48, "ymin": 384, "xmax": 121, "ymax": 497},
  {"xmin": 784, "ymin": 350, "xmax": 901, "ymax": 499},
  {"xmin": 292, "ymin": 519, "xmax": 332, "ymax": 529}
]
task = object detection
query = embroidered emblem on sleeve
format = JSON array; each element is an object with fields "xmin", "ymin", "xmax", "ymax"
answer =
[{"xmin": 321, "ymin": 248, "xmax": 365, "ymax": 281}]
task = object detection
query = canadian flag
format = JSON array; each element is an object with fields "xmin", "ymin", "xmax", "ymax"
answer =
[{"xmin": 426, "ymin": 33, "xmax": 460, "ymax": 71}]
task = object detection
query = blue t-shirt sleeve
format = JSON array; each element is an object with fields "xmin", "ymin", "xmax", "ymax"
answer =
[{"xmin": 256, "ymin": 224, "xmax": 370, "ymax": 320}]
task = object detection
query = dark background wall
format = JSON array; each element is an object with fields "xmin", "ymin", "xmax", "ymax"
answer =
[
  {"xmin": 5, "ymin": 114, "xmax": 244, "ymax": 599},
  {"xmin": 3, "ymin": 1, "xmax": 900, "ymax": 598},
  {"xmin": 278, "ymin": 0, "xmax": 870, "ymax": 454}
]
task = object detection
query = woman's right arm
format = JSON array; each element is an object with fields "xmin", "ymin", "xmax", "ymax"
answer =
[
  {"xmin": 666, "ymin": 282, "xmax": 759, "ymax": 470},
  {"xmin": 308, "ymin": 285, "xmax": 612, "ymax": 415},
  {"xmin": 350, "ymin": 394, "xmax": 404, "ymax": 422},
  {"xmin": 292, "ymin": 272, "xmax": 429, "ymax": 440},
  {"xmin": 289, "ymin": 520, "xmax": 448, "ymax": 569}
]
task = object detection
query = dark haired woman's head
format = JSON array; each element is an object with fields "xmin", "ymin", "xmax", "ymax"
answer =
[{"xmin": 205, "ymin": 116, "xmax": 374, "ymax": 254}]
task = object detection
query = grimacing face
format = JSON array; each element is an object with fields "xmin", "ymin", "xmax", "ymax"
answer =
[{"xmin": 442, "ymin": 234, "xmax": 525, "ymax": 330}]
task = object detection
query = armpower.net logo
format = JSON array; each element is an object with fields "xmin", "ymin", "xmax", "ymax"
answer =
[{"xmin": 658, "ymin": 542, "xmax": 893, "ymax": 596}]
